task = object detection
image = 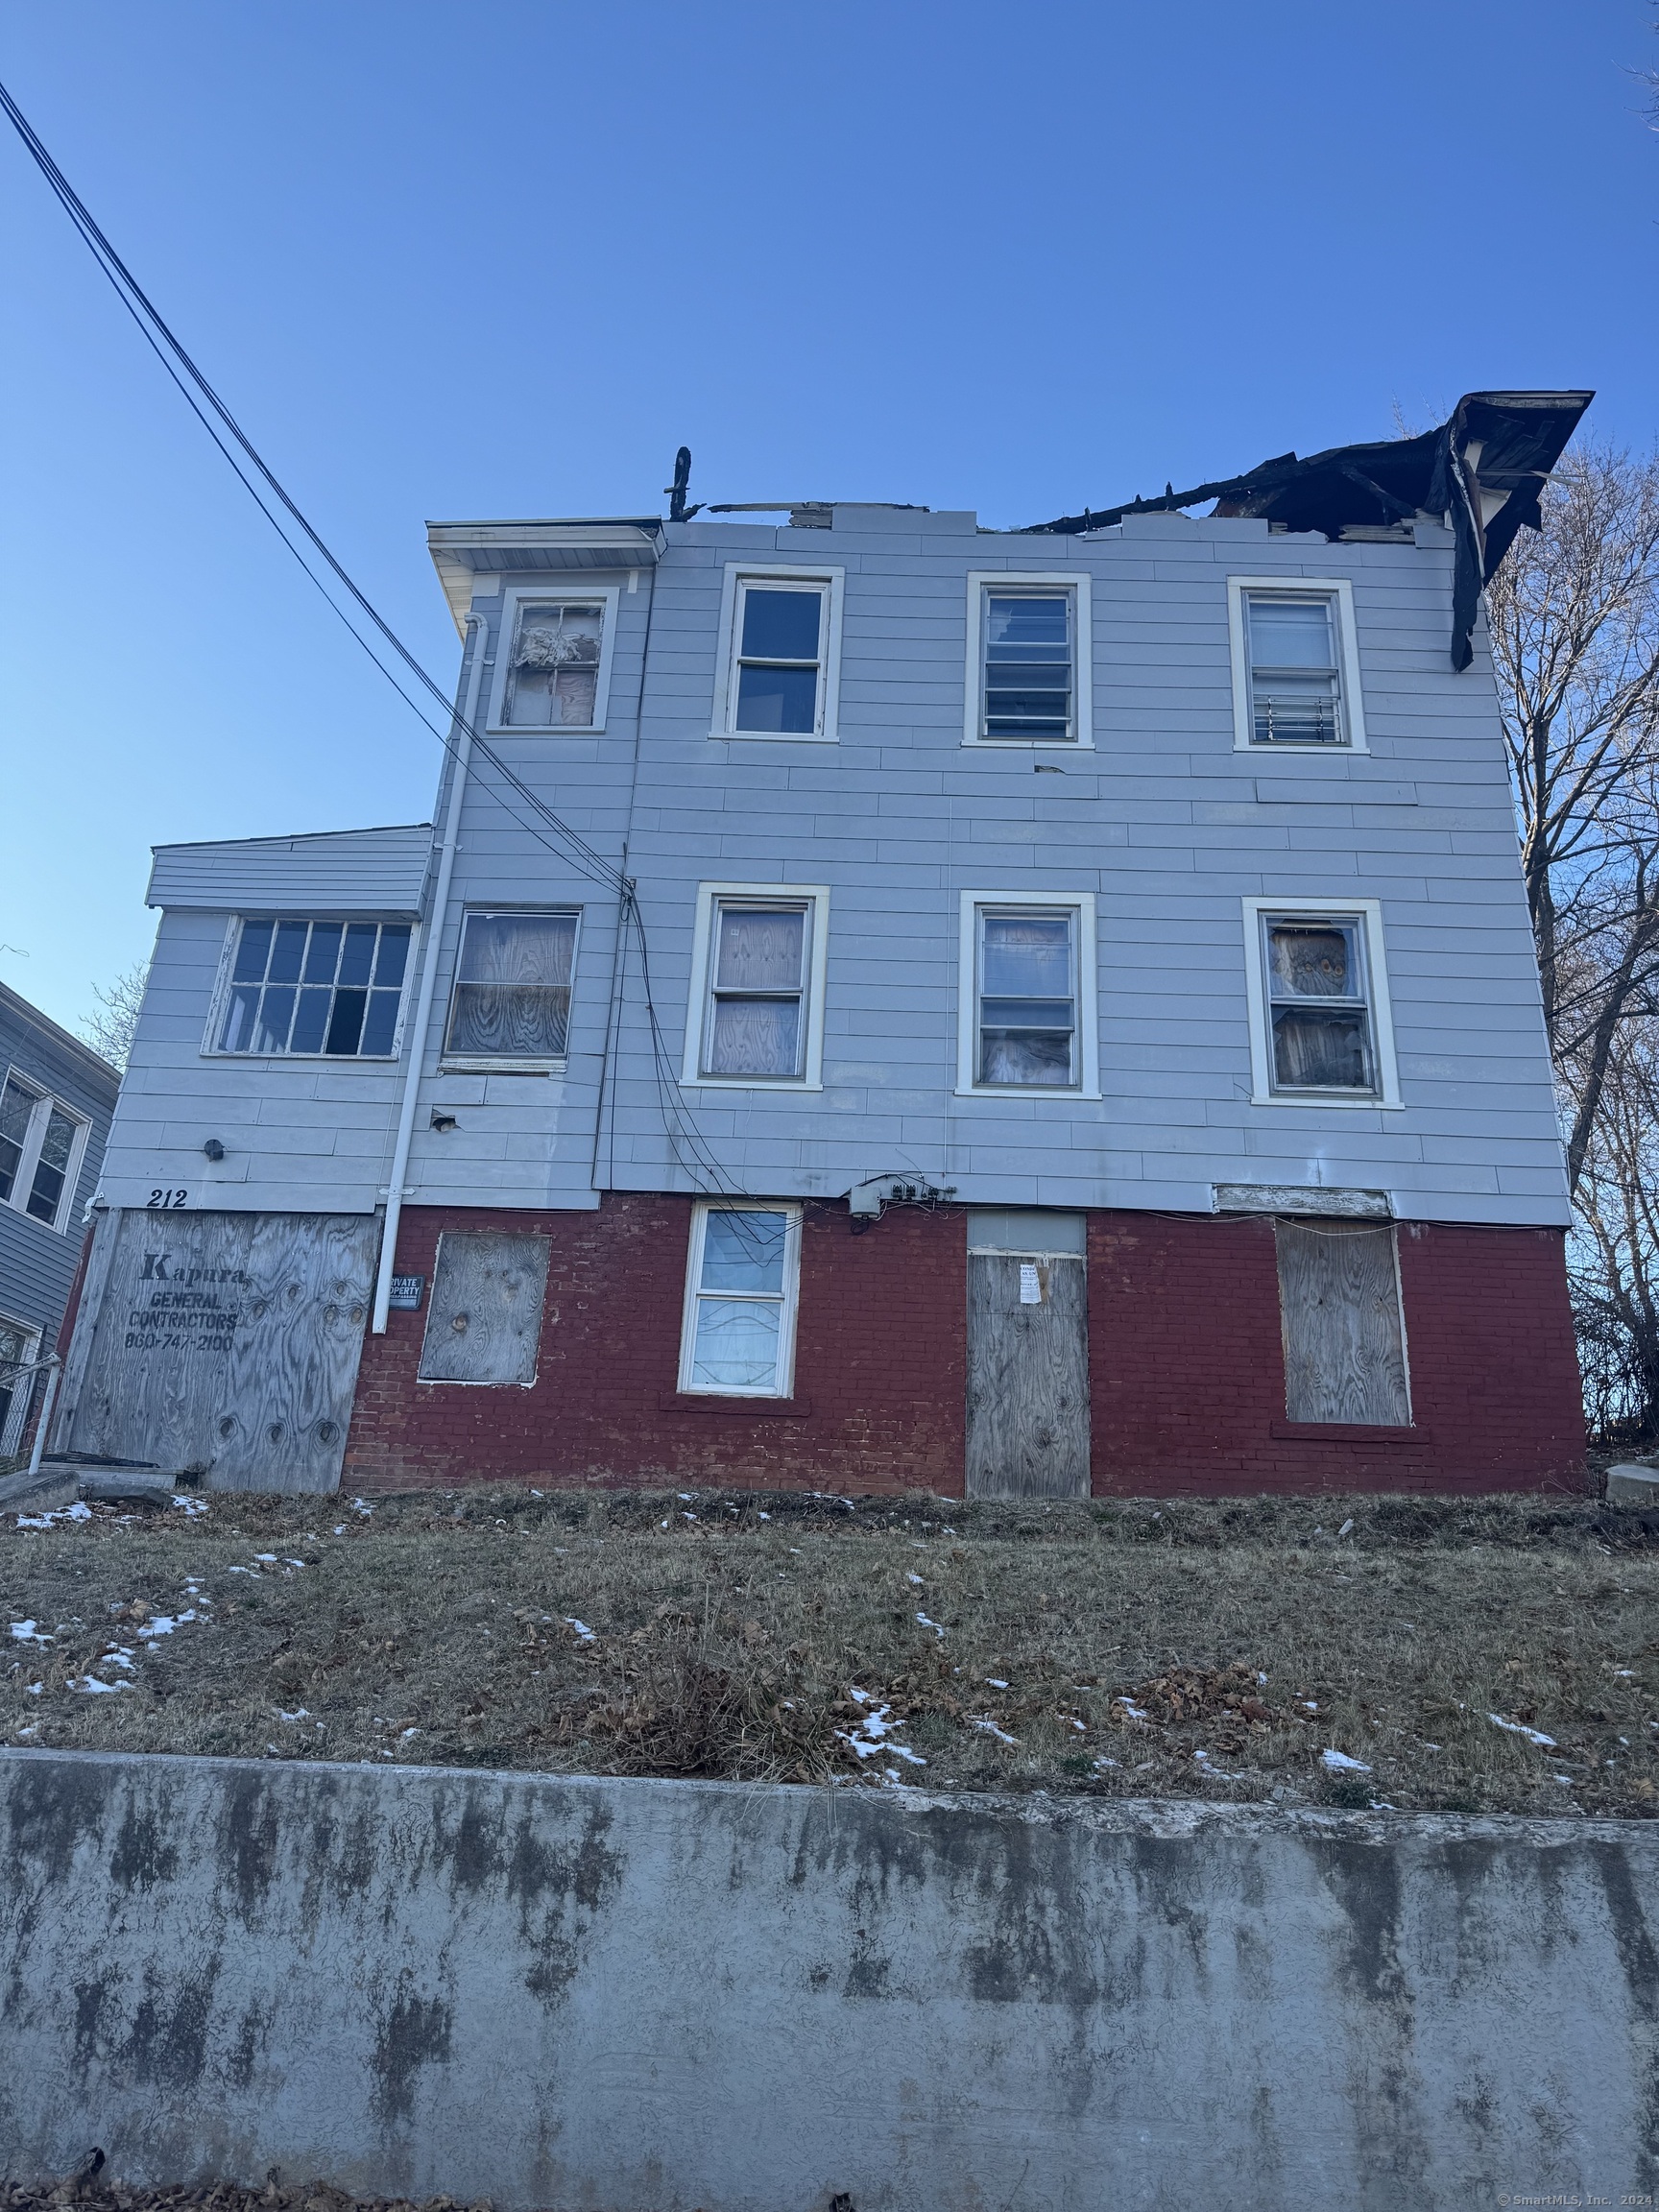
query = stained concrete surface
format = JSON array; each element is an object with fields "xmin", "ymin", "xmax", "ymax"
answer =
[{"xmin": 1, "ymin": 1749, "xmax": 1655, "ymax": 2209}]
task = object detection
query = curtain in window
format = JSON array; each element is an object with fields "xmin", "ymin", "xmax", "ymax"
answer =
[
  {"xmin": 978, "ymin": 913, "xmax": 1075, "ymax": 1085},
  {"xmin": 1266, "ymin": 923, "xmax": 1371, "ymax": 1089},
  {"xmin": 706, "ymin": 907, "xmax": 805, "ymax": 1076},
  {"xmin": 448, "ymin": 913, "xmax": 577, "ymax": 1058}
]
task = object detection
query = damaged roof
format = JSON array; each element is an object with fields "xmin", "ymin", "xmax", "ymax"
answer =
[{"xmin": 1024, "ymin": 390, "xmax": 1594, "ymax": 670}]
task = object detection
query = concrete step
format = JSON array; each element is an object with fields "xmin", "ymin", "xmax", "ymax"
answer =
[{"xmin": 1605, "ymin": 1462, "xmax": 1659, "ymax": 1505}]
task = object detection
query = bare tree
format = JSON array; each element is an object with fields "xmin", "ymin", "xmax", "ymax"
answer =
[
  {"xmin": 78, "ymin": 958, "xmax": 150, "ymax": 1071},
  {"xmin": 1486, "ymin": 445, "xmax": 1659, "ymax": 1197}
]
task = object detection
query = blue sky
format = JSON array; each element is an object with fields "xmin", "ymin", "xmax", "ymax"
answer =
[{"xmin": 2, "ymin": 0, "xmax": 1654, "ymax": 1035}]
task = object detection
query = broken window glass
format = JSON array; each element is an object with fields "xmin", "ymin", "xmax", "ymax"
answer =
[
  {"xmin": 733, "ymin": 583, "xmax": 826, "ymax": 733},
  {"xmin": 982, "ymin": 589, "xmax": 1074, "ymax": 740},
  {"xmin": 703, "ymin": 902, "xmax": 809, "ymax": 1078},
  {"xmin": 1263, "ymin": 917, "xmax": 1374, "ymax": 1092},
  {"xmin": 1245, "ymin": 595, "xmax": 1343, "ymax": 744},
  {"xmin": 978, "ymin": 910, "xmax": 1077, "ymax": 1086},
  {"xmin": 446, "ymin": 910, "xmax": 579, "ymax": 1061},
  {"xmin": 219, "ymin": 919, "xmax": 412, "ymax": 1057},
  {"xmin": 501, "ymin": 602, "xmax": 605, "ymax": 728}
]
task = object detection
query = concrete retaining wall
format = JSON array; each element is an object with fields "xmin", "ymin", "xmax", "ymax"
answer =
[{"xmin": 2, "ymin": 1749, "xmax": 1654, "ymax": 2209}]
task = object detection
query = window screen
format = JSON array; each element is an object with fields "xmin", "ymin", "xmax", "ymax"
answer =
[
  {"xmin": 977, "ymin": 910, "xmax": 1077, "ymax": 1086},
  {"xmin": 446, "ymin": 911, "xmax": 578, "ymax": 1061},
  {"xmin": 702, "ymin": 902, "xmax": 809, "ymax": 1078},
  {"xmin": 733, "ymin": 583, "xmax": 827, "ymax": 734},
  {"xmin": 1245, "ymin": 595, "xmax": 1343, "ymax": 744},
  {"xmin": 219, "ymin": 920, "xmax": 411, "ymax": 1057},
  {"xmin": 501, "ymin": 601, "xmax": 605, "ymax": 728},
  {"xmin": 681, "ymin": 1206, "xmax": 798, "ymax": 1395},
  {"xmin": 981, "ymin": 589, "xmax": 1074, "ymax": 740},
  {"xmin": 1262, "ymin": 916, "xmax": 1374, "ymax": 1093}
]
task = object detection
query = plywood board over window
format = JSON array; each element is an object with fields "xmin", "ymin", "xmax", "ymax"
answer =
[
  {"xmin": 965, "ymin": 1214, "xmax": 1090, "ymax": 1498},
  {"xmin": 1276, "ymin": 1219, "xmax": 1410, "ymax": 1426},
  {"xmin": 419, "ymin": 1233, "xmax": 552, "ymax": 1386}
]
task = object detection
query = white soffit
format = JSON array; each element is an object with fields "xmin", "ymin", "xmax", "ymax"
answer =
[{"xmin": 426, "ymin": 520, "xmax": 662, "ymax": 635}]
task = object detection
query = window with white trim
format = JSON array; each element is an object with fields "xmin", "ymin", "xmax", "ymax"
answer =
[
  {"xmin": 965, "ymin": 573, "xmax": 1092, "ymax": 746},
  {"xmin": 444, "ymin": 909, "xmax": 579, "ymax": 1067},
  {"xmin": 0, "ymin": 1072, "xmax": 88, "ymax": 1234},
  {"xmin": 725, "ymin": 576, "xmax": 831, "ymax": 735},
  {"xmin": 500, "ymin": 597, "xmax": 605, "ymax": 728},
  {"xmin": 678, "ymin": 1202, "xmax": 801, "ymax": 1398},
  {"xmin": 1261, "ymin": 912, "xmax": 1377, "ymax": 1095},
  {"xmin": 0, "ymin": 1313, "xmax": 43, "ymax": 1454},
  {"xmin": 684, "ymin": 884, "xmax": 830, "ymax": 1088},
  {"xmin": 1226, "ymin": 577, "xmax": 1365, "ymax": 751},
  {"xmin": 215, "ymin": 919, "xmax": 412, "ymax": 1058},
  {"xmin": 974, "ymin": 906, "xmax": 1078, "ymax": 1088}
]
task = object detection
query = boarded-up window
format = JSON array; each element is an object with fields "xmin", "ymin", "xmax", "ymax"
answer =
[
  {"xmin": 419, "ymin": 1234, "xmax": 552, "ymax": 1386},
  {"xmin": 445, "ymin": 911, "xmax": 578, "ymax": 1063},
  {"xmin": 1276, "ymin": 1220, "xmax": 1410, "ymax": 1427}
]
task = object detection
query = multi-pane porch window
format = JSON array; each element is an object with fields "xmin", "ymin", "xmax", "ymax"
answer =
[
  {"xmin": 679, "ymin": 1204, "xmax": 800, "ymax": 1397},
  {"xmin": 1244, "ymin": 593, "xmax": 1344, "ymax": 744},
  {"xmin": 732, "ymin": 581, "xmax": 828, "ymax": 734},
  {"xmin": 0, "ymin": 1074, "xmax": 87, "ymax": 1233},
  {"xmin": 445, "ymin": 910, "xmax": 579, "ymax": 1063},
  {"xmin": 218, "ymin": 919, "xmax": 412, "ymax": 1058},
  {"xmin": 981, "ymin": 588, "xmax": 1075, "ymax": 740},
  {"xmin": 701, "ymin": 901, "xmax": 811, "ymax": 1079},
  {"xmin": 1262, "ymin": 915, "xmax": 1376, "ymax": 1093},
  {"xmin": 501, "ymin": 600, "xmax": 605, "ymax": 728},
  {"xmin": 976, "ymin": 909, "xmax": 1078, "ymax": 1087},
  {"xmin": 0, "ymin": 1315, "xmax": 42, "ymax": 1454}
]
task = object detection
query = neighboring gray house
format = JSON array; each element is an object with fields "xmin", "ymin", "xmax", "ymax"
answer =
[
  {"xmin": 0, "ymin": 980, "xmax": 118, "ymax": 1455},
  {"xmin": 57, "ymin": 392, "xmax": 1594, "ymax": 1499}
]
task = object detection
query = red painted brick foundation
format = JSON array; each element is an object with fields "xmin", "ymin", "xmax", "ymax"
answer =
[{"xmin": 344, "ymin": 1196, "xmax": 1587, "ymax": 1497}]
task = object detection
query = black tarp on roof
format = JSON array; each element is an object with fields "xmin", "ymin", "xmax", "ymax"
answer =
[{"xmin": 1023, "ymin": 390, "xmax": 1593, "ymax": 670}]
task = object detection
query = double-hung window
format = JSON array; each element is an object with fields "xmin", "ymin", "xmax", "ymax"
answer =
[
  {"xmin": 684, "ymin": 885, "xmax": 830, "ymax": 1088},
  {"xmin": 444, "ymin": 910, "xmax": 579, "ymax": 1068},
  {"xmin": 714, "ymin": 567, "xmax": 843, "ymax": 740},
  {"xmin": 966, "ymin": 573, "xmax": 1092, "ymax": 746},
  {"xmin": 959, "ymin": 894, "xmax": 1098, "ymax": 1094},
  {"xmin": 1243, "ymin": 899, "xmax": 1399, "ymax": 1105},
  {"xmin": 215, "ymin": 919, "xmax": 412, "ymax": 1058},
  {"xmin": 1227, "ymin": 578, "xmax": 1365, "ymax": 751},
  {"xmin": 0, "ymin": 1072, "xmax": 88, "ymax": 1234},
  {"xmin": 678, "ymin": 1202, "xmax": 802, "ymax": 1397},
  {"xmin": 490, "ymin": 586, "xmax": 620, "ymax": 732}
]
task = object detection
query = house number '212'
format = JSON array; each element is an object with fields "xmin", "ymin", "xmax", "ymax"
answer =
[{"xmin": 146, "ymin": 1190, "xmax": 189, "ymax": 1209}]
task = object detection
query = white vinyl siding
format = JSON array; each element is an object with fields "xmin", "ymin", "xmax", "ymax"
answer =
[
  {"xmin": 0, "ymin": 1071, "xmax": 90, "ymax": 1235},
  {"xmin": 444, "ymin": 910, "xmax": 580, "ymax": 1070},
  {"xmin": 678, "ymin": 1202, "xmax": 802, "ymax": 1397}
]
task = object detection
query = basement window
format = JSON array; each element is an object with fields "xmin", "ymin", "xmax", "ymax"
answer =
[
  {"xmin": 678, "ymin": 1202, "xmax": 802, "ymax": 1397},
  {"xmin": 216, "ymin": 919, "xmax": 412, "ymax": 1058},
  {"xmin": 0, "ymin": 1073, "xmax": 89, "ymax": 1235},
  {"xmin": 1276, "ymin": 1219, "xmax": 1410, "ymax": 1425},
  {"xmin": 444, "ymin": 909, "xmax": 579, "ymax": 1068}
]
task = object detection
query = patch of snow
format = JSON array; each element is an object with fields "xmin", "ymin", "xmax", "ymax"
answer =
[
  {"xmin": 906, "ymin": 1573, "xmax": 925, "ymax": 1586},
  {"xmin": 973, "ymin": 1717, "xmax": 1019, "ymax": 1747},
  {"xmin": 400, "ymin": 1727, "xmax": 420, "ymax": 1740},
  {"xmin": 15, "ymin": 1723, "xmax": 38, "ymax": 1739},
  {"xmin": 1070, "ymin": 1719, "xmax": 1086, "ymax": 1733},
  {"xmin": 26, "ymin": 1682, "xmax": 42, "ymax": 1695},
  {"xmin": 1488, "ymin": 1713, "xmax": 1556, "ymax": 1749},
  {"xmin": 757, "ymin": 1510, "xmax": 770, "ymax": 1520},
  {"xmin": 278, "ymin": 1708, "xmax": 310, "ymax": 1723},
  {"xmin": 1194, "ymin": 1750, "xmax": 1244, "ymax": 1779},
  {"xmin": 1338, "ymin": 1519, "xmax": 1355, "ymax": 1538},
  {"xmin": 10, "ymin": 1622, "xmax": 51, "ymax": 1645},
  {"xmin": 1115, "ymin": 1697, "xmax": 1150, "ymax": 1723},
  {"xmin": 253, "ymin": 1553, "xmax": 278, "ymax": 1564},
  {"xmin": 565, "ymin": 1619, "xmax": 596, "ymax": 1643},
  {"xmin": 349, "ymin": 1498, "xmax": 374, "ymax": 1516},
  {"xmin": 916, "ymin": 1612, "xmax": 945, "ymax": 1637},
  {"xmin": 677, "ymin": 1493, "xmax": 693, "ymax": 1502},
  {"xmin": 333, "ymin": 1526, "xmax": 347, "ymax": 1536},
  {"xmin": 70, "ymin": 1676, "xmax": 132, "ymax": 1695},
  {"xmin": 171, "ymin": 1496, "xmax": 208, "ymax": 1518},
  {"xmin": 987, "ymin": 1677, "xmax": 1009, "ymax": 1690},
  {"xmin": 1321, "ymin": 1749, "xmax": 1371, "ymax": 1773},
  {"xmin": 16, "ymin": 1503, "xmax": 93, "ymax": 1530},
  {"xmin": 1093, "ymin": 1756, "xmax": 1118, "ymax": 1770},
  {"xmin": 1615, "ymin": 1668, "xmax": 1635, "ymax": 1678}
]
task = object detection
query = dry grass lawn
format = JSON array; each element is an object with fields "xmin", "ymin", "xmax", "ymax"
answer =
[{"xmin": 5, "ymin": 1483, "xmax": 1657, "ymax": 1816}]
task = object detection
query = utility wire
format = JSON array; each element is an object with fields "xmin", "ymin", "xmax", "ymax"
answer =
[{"xmin": 1, "ymin": 75, "xmax": 753, "ymax": 1200}]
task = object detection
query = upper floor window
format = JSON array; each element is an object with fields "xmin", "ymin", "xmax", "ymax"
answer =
[
  {"xmin": 0, "ymin": 1071, "xmax": 88, "ymax": 1234},
  {"xmin": 215, "ymin": 919, "xmax": 411, "ymax": 1058},
  {"xmin": 1227, "ymin": 577, "xmax": 1366, "ymax": 751},
  {"xmin": 683, "ymin": 884, "xmax": 830, "ymax": 1088},
  {"xmin": 712, "ymin": 566, "xmax": 844, "ymax": 741},
  {"xmin": 489, "ymin": 585, "xmax": 621, "ymax": 733},
  {"xmin": 965, "ymin": 572, "xmax": 1093, "ymax": 747},
  {"xmin": 444, "ymin": 909, "xmax": 579, "ymax": 1069},
  {"xmin": 1242, "ymin": 898, "xmax": 1399, "ymax": 1106},
  {"xmin": 957, "ymin": 893, "xmax": 1099, "ymax": 1096}
]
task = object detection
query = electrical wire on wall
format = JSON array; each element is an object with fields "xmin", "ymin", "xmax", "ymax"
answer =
[{"xmin": 0, "ymin": 76, "xmax": 738, "ymax": 1199}]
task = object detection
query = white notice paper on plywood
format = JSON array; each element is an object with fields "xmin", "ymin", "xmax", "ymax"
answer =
[{"xmin": 1019, "ymin": 1263, "xmax": 1042, "ymax": 1305}]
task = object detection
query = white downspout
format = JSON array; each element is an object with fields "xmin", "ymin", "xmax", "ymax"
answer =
[{"xmin": 371, "ymin": 611, "xmax": 488, "ymax": 1334}]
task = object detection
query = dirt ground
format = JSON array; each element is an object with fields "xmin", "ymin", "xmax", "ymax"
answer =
[{"xmin": 5, "ymin": 1481, "xmax": 1657, "ymax": 1816}]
